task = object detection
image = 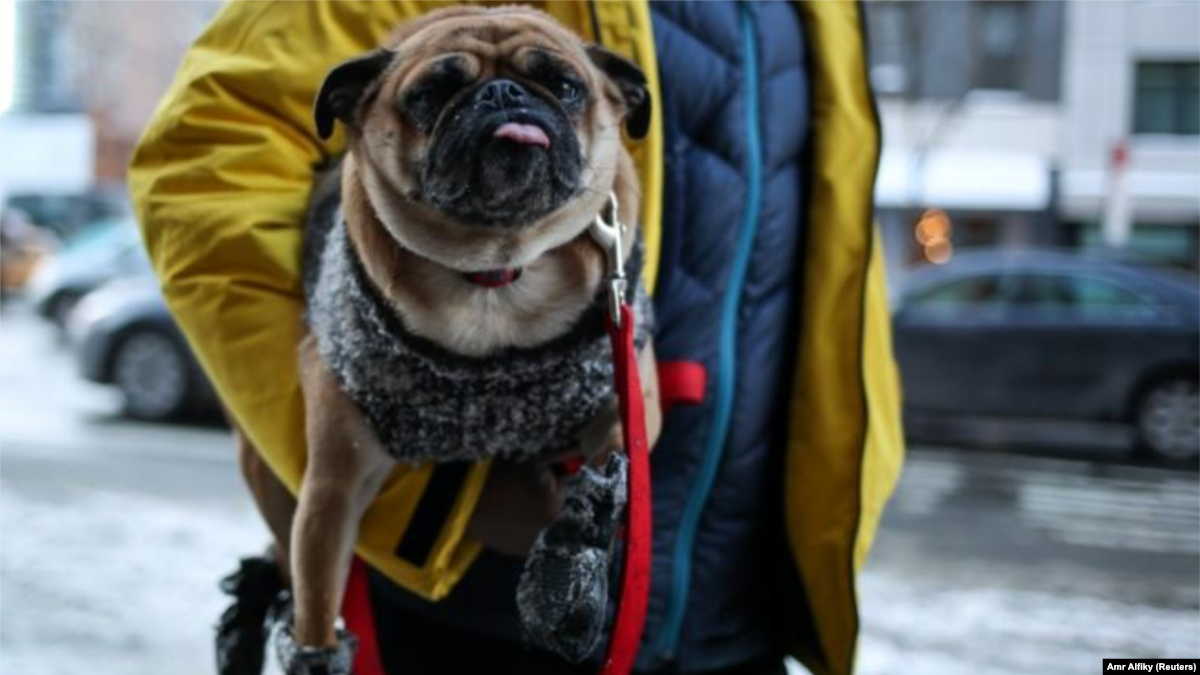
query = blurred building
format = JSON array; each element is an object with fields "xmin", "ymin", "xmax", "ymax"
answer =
[
  {"xmin": 866, "ymin": 0, "xmax": 1066, "ymax": 283},
  {"xmin": 57, "ymin": 2, "xmax": 220, "ymax": 182},
  {"xmin": 10, "ymin": 1, "xmax": 82, "ymax": 113},
  {"xmin": 4, "ymin": 1, "xmax": 218, "ymax": 190},
  {"xmin": 2, "ymin": 1, "xmax": 94, "ymax": 209},
  {"xmin": 866, "ymin": 0, "xmax": 1200, "ymax": 283},
  {"xmin": 1059, "ymin": 0, "xmax": 1200, "ymax": 270}
]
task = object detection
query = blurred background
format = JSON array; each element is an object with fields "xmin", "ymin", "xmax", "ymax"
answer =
[{"xmin": 0, "ymin": 2, "xmax": 1196, "ymax": 674}]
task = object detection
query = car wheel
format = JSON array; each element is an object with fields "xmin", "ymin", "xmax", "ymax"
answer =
[
  {"xmin": 1136, "ymin": 377, "xmax": 1200, "ymax": 461},
  {"xmin": 111, "ymin": 328, "xmax": 193, "ymax": 421}
]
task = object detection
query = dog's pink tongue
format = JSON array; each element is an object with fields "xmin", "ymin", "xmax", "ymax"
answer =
[{"xmin": 494, "ymin": 122, "xmax": 550, "ymax": 149}]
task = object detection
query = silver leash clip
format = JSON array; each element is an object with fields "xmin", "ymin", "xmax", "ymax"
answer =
[{"xmin": 588, "ymin": 192, "xmax": 627, "ymax": 328}]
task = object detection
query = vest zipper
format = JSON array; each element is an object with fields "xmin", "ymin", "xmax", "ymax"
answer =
[{"xmin": 652, "ymin": 2, "xmax": 763, "ymax": 661}]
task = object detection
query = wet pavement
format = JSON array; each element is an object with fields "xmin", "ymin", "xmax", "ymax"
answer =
[
  {"xmin": 0, "ymin": 304, "xmax": 268, "ymax": 675},
  {"xmin": 859, "ymin": 448, "xmax": 1199, "ymax": 674},
  {"xmin": 1, "ymin": 304, "xmax": 1197, "ymax": 674}
]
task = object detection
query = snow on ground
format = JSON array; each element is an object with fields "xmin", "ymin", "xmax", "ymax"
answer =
[
  {"xmin": 3, "ymin": 477, "xmax": 1196, "ymax": 674},
  {"xmin": 857, "ymin": 567, "xmax": 1200, "ymax": 675},
  {"xmin": 0, "ymin": 483, "xmax": 271, "ymax": 675}
]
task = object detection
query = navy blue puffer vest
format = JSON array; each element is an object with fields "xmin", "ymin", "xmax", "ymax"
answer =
[
  {"xmin": 641, "ymin": 2, "xmax": 809, "ymax": 671},
  {"xmin": 369, "ymin": 3, "xmax": 811, "ymax": 672}
]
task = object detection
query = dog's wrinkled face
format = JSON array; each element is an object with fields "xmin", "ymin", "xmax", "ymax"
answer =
[
  {"xmin": 413, "ymin": 51, "xmax": 584, "ymax": 227},
  {"xmin": 315, "ymin": 7, "xmax": 649, "ymax": 272}
]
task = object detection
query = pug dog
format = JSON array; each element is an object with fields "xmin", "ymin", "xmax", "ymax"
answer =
[{"xmin": 234, "ymin": 7, "xmax": 661, "ymax": 674}]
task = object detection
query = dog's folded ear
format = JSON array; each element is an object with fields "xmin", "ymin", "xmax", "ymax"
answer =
[
  {"xmin": 315, "ymin": 49, "xmax": 396, "ymax": 141},
  {"xmin": 586, "ymin": 46, "xmax": 652, "ymax": 140}
]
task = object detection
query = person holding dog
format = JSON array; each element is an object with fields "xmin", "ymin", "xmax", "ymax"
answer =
[{"xmin": 129, "ymin": 2, "xmax": 903, "ymax": 675}]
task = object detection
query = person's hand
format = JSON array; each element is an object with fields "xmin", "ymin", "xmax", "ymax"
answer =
[
  {"xmin": 465, "ymin": 457, "xmax": 564, "ymax": 557},
  {"xmin": 465, "ymin": 443, "xmax": 617, "ymax": 557}
]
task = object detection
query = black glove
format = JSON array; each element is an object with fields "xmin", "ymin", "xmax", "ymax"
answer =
[{"xmin": 216, "ymin": 553, "xmax": 288, "ymax": 675}]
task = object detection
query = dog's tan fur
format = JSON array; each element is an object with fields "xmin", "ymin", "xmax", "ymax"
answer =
[
  {"xmin": 236, "ymin": 7, "xmax": 661, "ymax": 652},
  {"xmin": 344, "ymin": 150, "xmax": 640, "ymax": 355}
]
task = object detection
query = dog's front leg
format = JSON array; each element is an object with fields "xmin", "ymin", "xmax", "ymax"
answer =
[{"xmin": 287, "ymin": 336, "xmax": 394, "ymax": 657}]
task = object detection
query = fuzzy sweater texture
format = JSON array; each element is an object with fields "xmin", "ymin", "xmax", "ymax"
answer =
[{"xmin": 305, "ymin": 216, "xmax": 652, "ymax": 464}]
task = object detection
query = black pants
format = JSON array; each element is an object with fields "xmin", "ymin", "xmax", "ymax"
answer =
[{"xmin": 371, "ymin": 590, "xmax": 786, "ymax": 675}]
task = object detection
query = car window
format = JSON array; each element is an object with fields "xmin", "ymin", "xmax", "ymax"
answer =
[
  {"xmin": 1009, "ymin": 275, "xmax": 1074, "ymax": 308},
  {"xmin": 1069, "ymin": 276, "xmax": 1160, "ymax": 320},
  {"xmin": 1008, "ymin": 273, "xmax": 1159, "ymax": 320},
  {"xmin": 907, "ymin": 274, "xmax": 1006, "ymax": 317}
]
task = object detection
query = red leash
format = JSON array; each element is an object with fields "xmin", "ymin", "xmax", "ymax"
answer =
[
  {"xmin": 599, "ymin": 303, "xmax": 652, "ymax": 675},
  {"xmin": 591, "ymin": 194, "xmax": 652, "ymax": 675}
]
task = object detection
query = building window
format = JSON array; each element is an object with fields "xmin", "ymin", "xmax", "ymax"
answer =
[
  {"xmin": 867, "ymin": 1, "xmax": 916, "ymax": 96},
  {"xmin": 973, "ymin": 1, "xmax": 1027, "ymax": 91},
  {"xmin": 1133, "ymin": 62, "xmax": 1200, "ymax": 135}
]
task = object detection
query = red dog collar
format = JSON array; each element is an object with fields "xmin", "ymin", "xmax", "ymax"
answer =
[{"xmin": 463, "ymin": 268, "xmax": 523, "ymax": 288}]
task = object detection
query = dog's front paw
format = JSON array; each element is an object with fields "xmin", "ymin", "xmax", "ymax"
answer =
[
  {"xmin": 550, "ymin": 451, "xmax": 628, "ymax": 549},
  {"xmin": 273, "ymin": 621, "xmax": 358, "ymax": 675},
  {"xmin": 516, "ymin": 452, "xmax": 628, "ymax": 662},
  {"xmin": 517, "ymin": 542, "xmax": 609, "ymax": 663}
]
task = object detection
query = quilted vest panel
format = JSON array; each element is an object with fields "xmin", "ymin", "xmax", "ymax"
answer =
[{"xmin": 641, "ymin": 1, "xmax": 810, "ymax": 670}]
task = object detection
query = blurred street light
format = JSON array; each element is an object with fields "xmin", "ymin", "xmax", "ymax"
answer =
[{"xmin": 915, "ymin": 209, "xmax": 955, "ymax": 264}]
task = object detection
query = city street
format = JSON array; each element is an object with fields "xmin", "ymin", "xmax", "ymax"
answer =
[{"xmin": 1, "ymin": 304, "xmax": 1197, "ymax": 675}]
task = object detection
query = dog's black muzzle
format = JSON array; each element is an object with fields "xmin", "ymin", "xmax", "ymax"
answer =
[{"xmin": 421, "ymin": 79, "xmax": 584, "ymax": 229}]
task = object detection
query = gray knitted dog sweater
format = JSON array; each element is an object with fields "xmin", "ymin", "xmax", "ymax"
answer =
[{"xmin": 305, "ymin": 220, "xmax": 651, "ymax": 463}]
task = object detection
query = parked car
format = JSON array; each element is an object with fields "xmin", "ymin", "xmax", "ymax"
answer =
[
  {"xmin": 893, "ymin": 249, "xmax": 1199, "ymax": 461},
  {"xmin": 68, "ymin": 275, "xmax": 218, "ymax": 421},
  {"xmin": 27, "ymin": 217, "xmax": 150, "ymax": 328},
  {"xmin": 3, "ymin": 188, "xmax": 129, "ymax": 242}
]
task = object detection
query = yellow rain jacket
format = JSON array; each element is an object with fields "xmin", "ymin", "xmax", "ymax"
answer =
[{"xmin": 128, "ymin": 3, "xmax": 902, "ymax": 674}]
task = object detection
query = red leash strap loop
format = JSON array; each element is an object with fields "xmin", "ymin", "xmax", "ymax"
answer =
[{"xmin": 600, "ymin": 303, "xmax": 652, "ymax": 675}]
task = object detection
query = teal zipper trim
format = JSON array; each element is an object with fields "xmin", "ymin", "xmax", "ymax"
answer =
[{"xmin": 652, "ymin": 3, "xmax": 763, "ymax": 660}]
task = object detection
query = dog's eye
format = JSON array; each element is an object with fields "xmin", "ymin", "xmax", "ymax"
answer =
[
  {"xmin": 401, "ymin": 88, "xmax": 446, "ymax": 131},
  {"xmin": 401, "ymin": 58, "xmax": 472, "ymax": 131},
  {"xmin": 554, "ymin": 78, "xmax": 583, "ymax": 105}
]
